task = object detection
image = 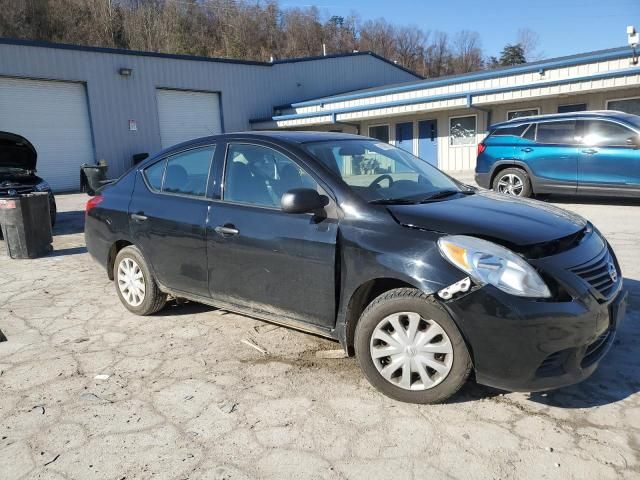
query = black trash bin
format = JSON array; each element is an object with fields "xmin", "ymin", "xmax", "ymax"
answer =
[
  {"xmin": 0, "ymin": 192, "xmax": 52, "ymax": 259},
  {"xmin": 80, "ymin": 162, "xmax": 109, "ymax": 196},
  {"xmin": 0, "ymin": 329, "xmax": 6, "ymax": 342}
]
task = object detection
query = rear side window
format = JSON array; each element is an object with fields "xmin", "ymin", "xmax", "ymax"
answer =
[
  {"xmin": 143, "ymin": 146, "xmax": 215, "ymax": 197},
  {"xmin": 145, "ymin": 159, "xmax": 165, "ymax": 190},
  {"xmin": 492, "ymin": 124, "xmax": 530, "ymax": 137},
  {"xmin": 536, "ymin": 121, "xmax": 580, "ymax": 144}
]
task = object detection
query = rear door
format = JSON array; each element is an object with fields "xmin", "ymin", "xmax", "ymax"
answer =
[
  {"xmin": 129, "ymin": 145, "xmax": 216, "ymax": 297},
  {"xmin": 578, "ymin": 119, "xmax": 640, "ymax": 195},
  {"xmin": 206, "ymin": 141, "xmax": 338, "ymax": 328},
  {"xmin": 521, "ymin": 120, "xmax": 582, "ymax": 194}
]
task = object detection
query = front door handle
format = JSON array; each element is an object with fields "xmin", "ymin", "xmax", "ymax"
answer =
[
  {"xmin": 582, "ymin": 148, "xmax": 598, "ymax": 155},
  {"xmin": 131, "ymin": 213, "xmax": 148, "ymax": 222},
  {"xmin": 214, "ymin": 225, "xmax": 239, "ymax": 237},
  {"xmin": 521, "ymin": 147, "xmax": 533, "ymax": 153}
]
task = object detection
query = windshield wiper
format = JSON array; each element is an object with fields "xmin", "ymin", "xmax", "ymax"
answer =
[
  {"xmin": 418, "ymin": 189, "xmax": 462, "ymax": 202},
  {"xmin": 369, "ymin": 198, "xmax": 418, "ymax": 205}
]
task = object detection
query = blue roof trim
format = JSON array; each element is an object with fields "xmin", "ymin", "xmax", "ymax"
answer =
[
  {"xmin": 273, "ymin": 66, "xmax": 640, "ymax": 121},
  {"xmin": 290, "ymin": 46, "xmax": 632, "ymax": 108},
  {"xmin": 0, "ymin": 37, "xmax": 420, "ymax": 76}
]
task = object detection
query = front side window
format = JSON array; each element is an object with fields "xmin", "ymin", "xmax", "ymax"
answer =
[
  {"xmin": 143, "ymin": 146, "xmax": 214, "ymax": 197},
  {"xmin": 304, "ymin": 139, "xmax": 461, "ymax": 204},
  {"xmin": 536, "ymin": 121, "xmax": 580, "ymax": 144},
  {"xmin": 583, "ymin": 120, "xmax": 636, "ymax": 147},
  {"xmin": 507, "ymin": 109, "xmax": 539, "ymax": 120},
  {"xmin": 607, "ymin": 98, "xmax": 640, "ymax": 116},
  {"xmin": 368, "ymin": 125, "xmax": 390, "ymax": 143},
  {"xmin": 224, "ymin": 143, "xmax": 317, "ymax": 208},
  {"xmin": 449, "ymin": 116, "xmax": 477, "ymax": 146}
]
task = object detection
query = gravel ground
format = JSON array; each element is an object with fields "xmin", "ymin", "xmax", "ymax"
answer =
[{"xmin": 1, "ymin": 190, "xmax": 639, "ymax": 480}]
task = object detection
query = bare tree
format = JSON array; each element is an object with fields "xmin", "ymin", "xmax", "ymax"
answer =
[
  {"xmin": 451, "ymin": 30, "xmax": 484, "ymax": 73},
  {"xmin": 517, "ymin": 28, "xmax": 543, "ymax": 61}
]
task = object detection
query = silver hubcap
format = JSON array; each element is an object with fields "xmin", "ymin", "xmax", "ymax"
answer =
[
  {"xmin": 370, "ymin": 312, "xmax": 454, "ymax": 391},
  {"xmin": 117, "ymin": 258, "xmax": 145, "ymax": 307},
  {"xmin": 497, "ymin": 174, "xmax": 524, "ymax": 196}
]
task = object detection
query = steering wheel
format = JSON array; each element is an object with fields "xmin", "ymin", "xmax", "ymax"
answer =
[{"xmin": 369, "ymin": 174, "xmax": 394, "ymax": 189}]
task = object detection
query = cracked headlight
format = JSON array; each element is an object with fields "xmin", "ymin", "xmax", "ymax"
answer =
[
  {"xmin": 438, "ymin": 235, "xmax": 551, "ymax": 298},
  {"xmin": 34, "ymin": 181, "xmax": 51, "ymax": 192}
]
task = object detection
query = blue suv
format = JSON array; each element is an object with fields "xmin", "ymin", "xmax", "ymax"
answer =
[{"xmin": 475, "ymin": 111, "xmax": 640, "ymax": 198}]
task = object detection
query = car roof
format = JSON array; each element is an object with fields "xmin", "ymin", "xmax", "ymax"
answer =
[
  {"xmin": 490, "ymin": 110, "xmax": 639, "ymax": 129},
  {"xmin": 157, "ymin": 131, "xmax": 367, "ymax": 157}
]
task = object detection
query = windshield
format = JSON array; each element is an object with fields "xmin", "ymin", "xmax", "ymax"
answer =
[{"xmin": 303, "ymin": 139, "xmax": 464, "ymax": 203}]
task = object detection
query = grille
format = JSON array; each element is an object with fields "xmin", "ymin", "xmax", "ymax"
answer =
[
  {"xmin": 571, "ymin": 248, "xmax": 619, "ymax": 301},
  {"xmin": 0, "ymin": 185, "xmax": 35, "ymax": 197},
  {"xmin": 581, "ymin": 329, "xmax": 613, "ymax": 368},
  {"xmin": 535, "ymin": 350, "xmax": 568, "ymax": 378}
]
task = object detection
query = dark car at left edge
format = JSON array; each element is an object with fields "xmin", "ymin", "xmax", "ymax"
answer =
[{"xmin": 85, "ymin": 131, "xmax": 626, "ymax": 404}]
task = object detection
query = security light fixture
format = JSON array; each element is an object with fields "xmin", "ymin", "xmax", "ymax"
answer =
[
  {"xmin": 118, "ymin": 67, "xmax": 133, "ymax": 77},
  {"xmin": 628, "ymin": 25, "xmax": 639, "ymax": 65}
]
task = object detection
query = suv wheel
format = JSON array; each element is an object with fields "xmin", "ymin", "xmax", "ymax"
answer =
[
  {"xmin": 493, "ymin": 168, "xmax": 532, "ymax": 197},
  {"xmin": 355, "ymin": 288, "xmax": 471, "ymax": 404},
  {"xmin": 114, "ymin": 246, "xmax": 167, "ymax": 315}
]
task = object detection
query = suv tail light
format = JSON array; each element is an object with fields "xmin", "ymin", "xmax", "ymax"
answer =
[
  {"xmin": 477, "ymin": 143, "xmax": 487, "ymax": 156},
  {"xmin": 85, "ymin": 195, "xmax": 103, "ymax": 214}
]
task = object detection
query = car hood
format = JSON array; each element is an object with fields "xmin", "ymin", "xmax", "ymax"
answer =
[
  {"xmin": 388, "ymin": 191, "xmax": 587, "ymax": 247},
  {"xmin": 0, "ymin": 132, "xmax": 37, "ymax": 171}
]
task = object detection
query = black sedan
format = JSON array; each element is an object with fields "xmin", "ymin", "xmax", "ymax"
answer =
[{"xmin": 85, "ymin": 132, "xmax": 626, "ymax": 403}]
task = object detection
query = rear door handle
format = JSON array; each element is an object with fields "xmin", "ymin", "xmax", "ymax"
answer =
[
  {"xmin": 131, "ymin": 213, "xmax": 148, "ymax": 222},
  {"xmin": 582, "ymin": 148, "xmax": 598, "ymax": 155},
  {"xmin": 521, "ymin": 147, "xmax": 533, "ymax": 153},
  {"xmin": 214, "ymin": 225, "xmax": 239, "ymax": 237}
]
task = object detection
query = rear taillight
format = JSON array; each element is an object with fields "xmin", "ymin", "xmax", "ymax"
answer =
[
  {"xmin": 477, "ymin": 143, "xmax": 487, "ymax": 156},
  {"xmin": 85, "ymin": 195, "xmax": 103, "ymax": 214}
]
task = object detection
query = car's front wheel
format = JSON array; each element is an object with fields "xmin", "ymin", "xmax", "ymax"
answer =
[
  {"xmin": 355, "ymin": 288, "xmax": 471, "ymax": 403},
  {"xmin": 114, "ymin": 245, "xmax": 167, "ymax": 315}
]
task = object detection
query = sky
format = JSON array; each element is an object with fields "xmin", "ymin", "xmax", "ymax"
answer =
[{"xmin": 281, "ymin": 0, "xmax": 640, "ymax": 59}]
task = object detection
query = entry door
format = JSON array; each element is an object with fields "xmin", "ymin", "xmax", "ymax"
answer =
[
  {"xmin": 207, "ymin": 142, "xmax": 338, "ymax": 328},
  {"xmin": 578, "ymin": 120, "xmax": 640, "ymax": 195},
  {"xmin": 395, "ymin": 122, "xmax": 414, "ymax": 153},
  {"xmin": 418, "ymin": 120, "xmax": 438, "ymax": 166},
  {"xmin": 129, "ymin": 146, "xmax": 216, "ymax": 297}
]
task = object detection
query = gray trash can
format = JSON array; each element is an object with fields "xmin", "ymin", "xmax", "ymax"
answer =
[
  {"xmin": 0, "ymin": 192, "xmax": 52, "ymax": 259},
  {"xmin": 80, "ymin": 163, "xmax": 109, "ymax": 196}
]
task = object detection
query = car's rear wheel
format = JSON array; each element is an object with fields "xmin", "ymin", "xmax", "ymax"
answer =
[
  {"xmin": 493, "ymin": 168, "xmax": 532, "ymax": 197},
  {"xmin": 354, "ymin": 288, "xmax": 471, "ymax": 404},
  {"xmin": 114, "ymin": 245, "xmax": 167, "ymax": 315}
]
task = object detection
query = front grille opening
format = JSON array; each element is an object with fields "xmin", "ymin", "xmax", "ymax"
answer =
[
  {"xmin": 535, "ymin": 350, "xmax": 569, "ymax": 378},
  {"xmin": 581, "ymin": 330, "xmax": 613, "ymax": 368},
  {"xmin": 571, "ymin": 248, "xmax": 619, "ymax": 301}
]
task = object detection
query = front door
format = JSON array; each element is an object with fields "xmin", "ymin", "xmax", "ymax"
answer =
[
  {"xmin": 418, "ymin": 119, "xmax": 438, "ymax": 166},
  {"xmin": 395, "ymin": 122, "xmax": 414, "ymax": 154},
  {"xmin": 129, "ymin": 145, "xmax": 215, "ymax": 297},
  {"xmin": 207, "ymin": 142, "xmax": 338, "ymax": 328},
  {"xmin": 578, "ymin": 119, "xmax": 640, "ymax": 195},
  {"xmin": 521, "ymin": 120, "xmax": 581, "ymax": 194}
]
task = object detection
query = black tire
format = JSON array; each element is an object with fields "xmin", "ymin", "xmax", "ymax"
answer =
[
  {"xmin": 492, "ymin": 167, "xmax": 533, "ymax": 198},
  {"xmin": 113, "ymin": 245, "xmax": 167, "ymax": 315},
  {"xmin": 354, "ymin": 288, "xmax": 472, "ymax": 404}
]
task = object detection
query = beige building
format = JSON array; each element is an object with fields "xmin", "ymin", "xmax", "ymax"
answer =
[{"xmin": 253, "ymin": 46, "xmax": 640, "ymax": 172}]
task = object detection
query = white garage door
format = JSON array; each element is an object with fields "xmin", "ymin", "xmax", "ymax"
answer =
[
  {"xmin": 156, "ymin": 89, "xmax": 222, "ymax": 149},
  {"xmin": 0, "ymin": 77, "xmax": 94, "ymax": 191}
]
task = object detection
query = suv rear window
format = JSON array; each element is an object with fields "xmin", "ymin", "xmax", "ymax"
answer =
[{"xmin": 492, "ymin": 124, "xmax": 530, "ymax": 137}]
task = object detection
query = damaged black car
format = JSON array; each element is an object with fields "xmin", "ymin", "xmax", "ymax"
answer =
[
  {"xmin": 85, "ymin": 132, "xmax": 626, "ymax": 403},
  {"xmin": 0, "ymin": 131, "xmax": 57, "ymax": 226}
]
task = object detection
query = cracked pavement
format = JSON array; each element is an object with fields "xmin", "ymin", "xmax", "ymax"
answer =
[{"xmin": 1, "ymin": 192, "xmax": 639, "ymax": 480}]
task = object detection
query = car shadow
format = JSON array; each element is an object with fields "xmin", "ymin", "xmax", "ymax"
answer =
[
  {"xmin": 154, "ymin": 300, "xmax": 218, "ymax": 316},
  {"xmin": 52, "ymin": 210, "xmax": 85, "ymax": 236},
  {"xmin": 48, "ymin": 246, "xmax": 87, "ymax": 257}
]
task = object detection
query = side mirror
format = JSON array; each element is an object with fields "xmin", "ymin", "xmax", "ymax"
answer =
[
  {"xmin": 626, "ymin": 136, "xmax": 640, "ymax": 149},
  {"xmin": 281, "ymin": 188, "xmax": 328, "ymax": 214}
]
